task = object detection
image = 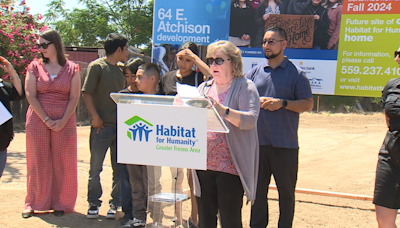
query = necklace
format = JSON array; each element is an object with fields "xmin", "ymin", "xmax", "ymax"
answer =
[{"xmin": 311, "ymin": 5, "xmax": 319, "ymax": 14}]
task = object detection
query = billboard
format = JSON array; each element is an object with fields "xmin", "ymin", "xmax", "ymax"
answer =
[
  {"xmin": 153, "ymin": 0, "xmax": 230, "ymax": 46},
  {"xmin": 152, "ymin": 0, "xmax": 400, "ymax": 97}
]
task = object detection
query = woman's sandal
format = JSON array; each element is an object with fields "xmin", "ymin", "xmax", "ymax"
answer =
[{"xmin": 21, "ymin": 210, "xmax": 34, "ymax": 219}]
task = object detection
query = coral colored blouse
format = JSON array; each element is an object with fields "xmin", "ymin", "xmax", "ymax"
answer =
[{"xmin": 206, "ymin": 83, "xmax": 238, "ymax": 176}]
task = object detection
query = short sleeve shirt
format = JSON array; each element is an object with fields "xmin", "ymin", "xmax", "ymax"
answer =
[
  {"xmin": 0, "ymin": 80, "xmax": 24, "ymax": 150},
  {"xmin": 246, "ymin": 58, "xmax": 312, "ymax": 149},
  {"xmin": 158, "ymin": 70, "xmax": 204, "ymax": 95},
  {"xmin": 82, "ymin": 58, "xmax": 125, "ymax": 126}
]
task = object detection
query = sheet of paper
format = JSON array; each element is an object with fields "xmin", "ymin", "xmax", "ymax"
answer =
[
  {"xmin": 176, "ymin": 82, "xmax": 201, "ymax": 98},
  {"xmin": 0, "ymin": 101, "xmax": 12, "ymax": 125}
]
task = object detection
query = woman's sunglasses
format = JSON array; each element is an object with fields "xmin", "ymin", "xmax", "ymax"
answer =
[
  {"xmin": 395, "ymin": 51, "xmax": 400, "ymax": 58},
  {"xmin": 37, "ymin": 42, "xmax": 53, "ymax": 49},
  {"xmin": 206, "ymin": 58, "xmax": 230, "ymax": 66}
]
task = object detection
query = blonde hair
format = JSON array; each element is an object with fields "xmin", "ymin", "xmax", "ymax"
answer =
[{"xmin": 206, "ymin": 40, "xmax": 244, "ymax": 78}]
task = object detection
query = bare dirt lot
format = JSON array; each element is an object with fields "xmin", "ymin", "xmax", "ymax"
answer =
[{"xmin": 0, "ymin": 112, "xmax": 398, "ymax": 228}]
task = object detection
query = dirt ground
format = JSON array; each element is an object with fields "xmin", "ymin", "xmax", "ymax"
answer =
[{"xmin": 0, "ymin": 112, "xmax": 398, "ymax": 228}]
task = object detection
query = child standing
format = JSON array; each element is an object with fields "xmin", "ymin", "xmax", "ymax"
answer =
[
  {"xmin": 119, "ymin": 58, "xmax": 145, "ymax": 227},
  {"xmin": 123, "ymin": 63, "xmax": 164, "ymax": 228}
]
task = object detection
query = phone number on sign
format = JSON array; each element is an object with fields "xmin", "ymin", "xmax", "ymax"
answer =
[{"xmin": 341, "ymin": 66, "xmax": 400, "ymax": 75}]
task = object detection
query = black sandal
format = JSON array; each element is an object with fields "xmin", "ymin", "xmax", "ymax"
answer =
[{"xmin": 22, "ymin": 210, "xmax": 34, "ymax": 219}]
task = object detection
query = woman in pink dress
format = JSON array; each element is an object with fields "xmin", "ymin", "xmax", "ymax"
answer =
[{"xmin": 22, "ymin": 29, "xmax": 81, "ymax": 218}]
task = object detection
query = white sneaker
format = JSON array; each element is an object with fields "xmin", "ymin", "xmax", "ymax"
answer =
[
  {"xmin": 127, "ymin": 218, "xmax": 145, "ymax": 227},
  {"xmin": 87, "ymin": 204, "xmax": 99, "ymax": 219},
  {"xmin": 106, "ymin": 204, "xmax": 117, "ymax": 219},
  {"xmin": 122, "ymin": 219, "xmax": 142, "ymax": 228}
]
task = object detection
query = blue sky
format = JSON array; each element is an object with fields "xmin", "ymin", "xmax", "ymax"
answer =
[{"xmin": 25, "ymin": 0, "xmax": 84, "ymax": 16}]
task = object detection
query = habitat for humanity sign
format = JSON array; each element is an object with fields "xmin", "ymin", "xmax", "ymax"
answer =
[
  {"xmin": 117, "ymin": 103, "xmax": 207, "ymax": 170},
  {"xmin": 152, "ymin": 0, "xmax": 230, "ymax": 45}
]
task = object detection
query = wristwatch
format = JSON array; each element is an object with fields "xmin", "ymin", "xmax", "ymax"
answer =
[
  {"xmin": 223, "ymin": 107, "xmax": 230, "ymax": 118},
  {"xmin": 282, "ymin": 99, "xmax": 288, "ymax": 109}
]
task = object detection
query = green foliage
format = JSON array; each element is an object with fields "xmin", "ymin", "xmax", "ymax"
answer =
[
  {"xmin": 315, "ymin": 95, "xmax": 357, "ymax": 110},
  {"xmin": 371, "ymin": 97, "xmax": 381, "ymax": 104},
  {"xmin": 44, "ymin": 0, "xmax": 153, "ymax": 47}
]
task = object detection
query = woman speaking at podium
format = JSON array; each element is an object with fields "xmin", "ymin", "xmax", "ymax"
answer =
[{"xmin": 194, "ymin": 40, "xmax": 260, "ymax": 228}]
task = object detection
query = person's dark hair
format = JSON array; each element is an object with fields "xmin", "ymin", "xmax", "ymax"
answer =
[
  {"xmin": 138, "ymin": 63, "xmax": 161, "ymax": 82},
  {"xmin": 104, "ymin": 33, "xmax": 128, "ymax": 56},
  {"xmin": 322, "ymin": 0, "xmax": 342, "ymax": 8},
  {"xmin": 178, "ymin": 41, "xmax": 199, "ymax": 56},
  {"xmin": 266, "ymin": 26, "xmax": 287, "ymax": 40},
  {"xmin": 263, "ymin": 0, "xmax": 282, "ymax": 7},
  {"xmin": 124, "ymin": 58, "xmax": 145, "ymax": 75},
  {"xmin": 161, "ymin": 44, "xmax": 171, "ymax": 64},
  {"xmin": 40, "ymin": 29, "xmax": 67, "ymax": 66}
]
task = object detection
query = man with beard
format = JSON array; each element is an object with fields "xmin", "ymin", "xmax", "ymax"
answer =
[{"xmin": 246, "ymin": 26, "xmax": 313, "ymax": 228}]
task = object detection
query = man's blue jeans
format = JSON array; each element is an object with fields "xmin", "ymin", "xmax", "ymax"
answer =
[{"xmin": 87, "ymin": 126, "xmax": 121, "ymax": 207}]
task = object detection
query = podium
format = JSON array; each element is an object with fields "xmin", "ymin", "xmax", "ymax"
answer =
[{"xmin": 111, "ymin": 93, "xmax": 228, "ymax": 228}]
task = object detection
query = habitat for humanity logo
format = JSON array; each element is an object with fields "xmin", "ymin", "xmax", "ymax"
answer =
[
  {"xmin": 125, "ymin": 116, "xmax": 153, "ymax": 142},
  {"xmin": 309, "ymin": 78, "xmax": 323, "ymax": 89}
]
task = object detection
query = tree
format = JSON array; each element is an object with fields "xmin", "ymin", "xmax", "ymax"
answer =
[
  {"xmin": 45, "ymin": 0, "xmax": 115, "ymax": 47},
  {"xmin": 102, "ymin": 0, "xmax": 153, "ymax": 47},
  {"xmin": 45, "ymin": 0, "xmax": 153, "ymax": 47},
  {"xmin": 0, "ymin": 0, "xmax": 44, "ymax": 76},
  {"xmin": 0, "ymin": 0, "xmax": 45, "ymax": 124}
]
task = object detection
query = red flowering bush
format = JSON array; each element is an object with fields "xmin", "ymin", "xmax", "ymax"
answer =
[{"xmin": 0, "ymin": 0, "xmax": 46, "ymax": 78}]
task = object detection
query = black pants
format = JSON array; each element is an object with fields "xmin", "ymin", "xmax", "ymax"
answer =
[
  {"xmin": 196, "ymin": 170, "xmax": 244, "ymax": 228},
  {"xmin": 120, "ymin": 164, "xmax": 133, "ymax": 219},
  {"xmin": 126, "ymin": 165, "xmax": 163, "ymax": 222},
  {"xmin": 250, "ymin": 145, "xmax": 299, "ymax": 228}
]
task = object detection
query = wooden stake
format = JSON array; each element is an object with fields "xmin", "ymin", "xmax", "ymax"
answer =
[{"xmin": 269, "ymin": 185, "xmax": 373, "ymax": 201}]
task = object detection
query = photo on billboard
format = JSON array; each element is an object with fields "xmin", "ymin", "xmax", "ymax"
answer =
[{"xmin": 229, "ymin": 0, "xmax": 341, "ymax": 95}]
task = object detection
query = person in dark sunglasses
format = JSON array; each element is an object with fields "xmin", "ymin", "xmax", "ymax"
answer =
[
  {"xmin": 37, "ymin": 42, "xmax": 53, "ymax": 49},
  {"xmin": 246, "ymin": 26, "xmax": 313, "ymax": 228},
  {"xmin": 23, "ymin": 29, "xmax": 81, "ymax": 218},
  {"xmin": 194, "ymin": 40, "xmax": 260, "ymax": 228},
  {"xmin": 373, "ymin": 47, "xmax": 400, "ymax": 228}
]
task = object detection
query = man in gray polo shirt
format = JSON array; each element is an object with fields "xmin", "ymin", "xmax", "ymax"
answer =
[{"xmin": 246, "ymin": 27, "xmax": 313, "ymax": 228}]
